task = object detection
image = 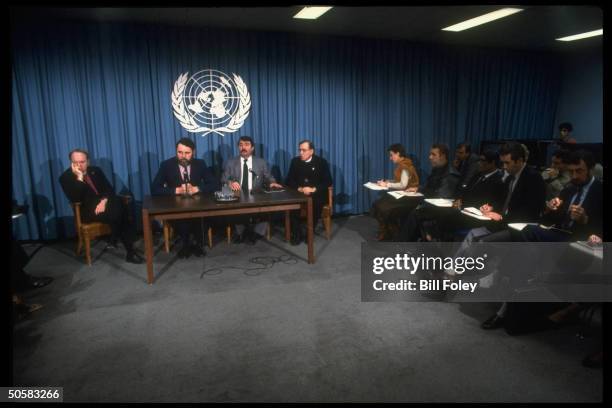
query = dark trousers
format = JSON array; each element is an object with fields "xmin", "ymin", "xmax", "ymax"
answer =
[
  {"xmin": 173, "ymin": 219, "xmax": 208, "ymax": 245},
  {"xmin": 520, "ymin": 225, "xmax": 572, "ymax": 242},
  {"xmin": 371, "ymin": 195, "xmax": 420, "ymax": 227},
  {"xmin": 291, "ymin": 193, "xmax": 325, "ymax": 237},
  {"xmin": 397, "ymin": 205, "xmax": 451, "ymax": 242},
  {"xmin": 83, "ymin": 196, "xmax": 136, "ymax": 251}
]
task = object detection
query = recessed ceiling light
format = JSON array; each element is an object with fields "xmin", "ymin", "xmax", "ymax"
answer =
[
  {"xmin": 556, "ymin": 29, "xmax": 603, "ymax": 42},
  {"xmin": 442, "ymin": 8, "xmax": 524, "ymax": 32},
  {"xmin": 293, "ymin": 6, "xmax": 333, "ymax": 20}
]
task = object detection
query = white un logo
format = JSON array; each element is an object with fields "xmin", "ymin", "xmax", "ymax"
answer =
[{"xmin": 171, "ymin": 69, "xmax": 251, "ymax": 137}]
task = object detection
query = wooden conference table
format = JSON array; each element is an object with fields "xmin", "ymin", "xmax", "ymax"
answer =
[{"xmin": 142, "ymin": 189, "xmax": 314, "ymax": 284}]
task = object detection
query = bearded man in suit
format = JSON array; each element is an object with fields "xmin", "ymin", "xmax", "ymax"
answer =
[{"xmin": 151, "ymin": 138, "xmax": 218, "ymax": 258}]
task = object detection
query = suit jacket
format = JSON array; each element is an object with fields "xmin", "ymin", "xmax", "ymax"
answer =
[
  {"xmin": 421, "ymin": 165, "xmax": 460, "ymax": 199},
  {"xmin": 542, "ymin": 178, "xmax": 603, "ymax": 240},
  {"xmin": 59, "ymin": 166, "xmax": 115, "ymax": 216},
  {"xmin": 456, "ymin": 153, "xmax": 481, "ymax": 196},
  {"xmin": 460, "ymin": 169, "xmax": 506, "ymax": 210},
  {"xmin": 285, "ymin": 155, "xmax": 332, "ymax": 205},
  {"xmin": 502, "ymin": 165, "xmax": 546, "ymax": 223},
  {"xmin": 151, "ymin": 158, "xmax": 218, "ymax": 196},
  {"xmin": 221, "ymin": 156, "xmax": 276, "ymax": 192}
]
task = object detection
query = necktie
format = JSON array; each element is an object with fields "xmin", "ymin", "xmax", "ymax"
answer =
[
  {"xmin": 242, "ymin": 159, "xmax": 249, "ymax": 194},
  {"xmin": 84, "ymin": 174, "xmax": 99, "ymax": 195},
  {"xmin": 562, "ymin": 186, "xmax": 583, "ymax": 230},
  {"xmin": 501, "ymin": 174, "xmax": 515, "ymax": 215}
]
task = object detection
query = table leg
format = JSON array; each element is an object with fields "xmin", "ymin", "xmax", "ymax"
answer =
[
  {"xmin": 142, "ymin": 209, "xmax": 154, "ymax": 284},
  {"xmin": 285, "ymin": 210, "xmax": 291, "ymax": 242},
  {"xmin": 307, "ymin": 197, "xmax": 314, "ymax": 263}
]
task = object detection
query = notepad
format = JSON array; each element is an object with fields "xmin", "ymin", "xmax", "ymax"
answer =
[
  {"xmin": 538, "ymin": 224, "xmax": 572, "ymax": 235},
  {"xmin": 387, "ymin": 191, "xmax": 424, "ymax": 199},
  {"xmin": 507, "ymin": 223, "xmax": 538, "ymax": 231},
  {"xmin": 363, "ymin": 182, "xmax": 388, "ymax": 191},
  {"xmin": 461, "ymin": 207, "xmax": 491, "ymax": 220},
  {"xmin": 424, "ymin": 198, "xmax": 454, "ymax": 207}
]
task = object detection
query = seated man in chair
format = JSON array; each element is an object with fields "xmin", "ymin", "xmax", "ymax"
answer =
[
  {"xmin": 59, "ymin": 148, "xmax": 142, "ymax": 264},
  {"xmin": 285, "ymin": 139, "xmax": 332, "ymax": 245},
  {"xmin": 221, "ymin": 136, "xmax": 283, "ymax": 244},
  {"xmin": 151, "ymin": 138, "xmax": 218, "ymax": 258}
]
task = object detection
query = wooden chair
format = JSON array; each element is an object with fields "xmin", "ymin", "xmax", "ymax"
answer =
[
  {"xmin": 162, "ymin": 220, "xmax": 271, "ymax": 250},
  {"xmin": 162, "ymin": 222, "xmax": 236, "ymax": 252},
  {"xmin": 299, "ymin": 186, "xmax": 333, "ymax": 239},
  {"xmin": 71, "ymin": 200, "xmax": 123, "ymax": 266}
]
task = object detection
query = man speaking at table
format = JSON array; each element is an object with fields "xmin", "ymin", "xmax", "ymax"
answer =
[
  {"xmin": 221, "ymin": 136, "xmax": 283, "ymax": 244},
  {"xmin": 151, "ymin": 138, "xmax": 218, "ymax": 259}
]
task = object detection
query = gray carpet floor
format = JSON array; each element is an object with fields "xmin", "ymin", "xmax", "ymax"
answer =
[{"xmin": 12, "ymin": 215, "xmax": 603, "ymax": 402}]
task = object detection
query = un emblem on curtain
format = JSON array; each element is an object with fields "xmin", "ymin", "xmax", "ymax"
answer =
[{"xmin": 171, "ymin": 69, "xmax": 251, "ymax": 136}]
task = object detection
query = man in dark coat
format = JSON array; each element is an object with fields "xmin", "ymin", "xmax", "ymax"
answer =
[
  {"xmin": 285, "ymin": 139, "xmax": 332, "ymax": 245},
  {"xmin": 521, "ymin": 149, "xmax": 602, "ymax": 242},
  {"xmin": 395, "ymin": 143, "xmax": 460, "ymax": 241},
  {"xmin": 453, "ymin": 141, "xmax": 481, "ymax": 198},
  {"xmin": 59, "ymin": 149, "xmax": 142, "ymax": 264},
  {"xmin": 151, "ymin": 138, "xmax": 218, "ymax": 258}
]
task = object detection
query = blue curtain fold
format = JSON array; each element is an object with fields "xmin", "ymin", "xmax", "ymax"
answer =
[{"xmin": 11, "ymin": 20, "xmax": 562, "ymax": 240}]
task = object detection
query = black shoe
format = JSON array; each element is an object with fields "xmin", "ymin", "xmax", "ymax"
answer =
[
  {"xmin": 191, "ymin": 243, "xmax": 206, "ymax": 257},
  {"xmin": 245, "ymin": 232, "xmax": 257, "ymax": 245},
  {"xmin": 177, "ymin": 245, "xmax": 192, "ymax": 259},
  {"xmin": 27, "ymin": 276, "xmax": 53, "ymax": 289},
  {"xmin": 105, "ymin": 239, "xmax": 119, "ymax": 250},
  {"xmin": 126, "ymin": 251, "xmax": 144, "ymax": 264},
  {"xmin": 290, "ymin": 233, "xmax": 302, "ymax": 246},
  {"xmin": 232, "ymin": 234, "xmax": 244, "ymax": 244},
  {"xmin": 481, "ymin": 314, "xmax": 505, "ymax": 330}
]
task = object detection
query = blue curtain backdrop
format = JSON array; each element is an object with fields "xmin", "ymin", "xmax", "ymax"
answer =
[{"xmin": 11, "ymin": 19, "xmax": 562, "ymax": 240}]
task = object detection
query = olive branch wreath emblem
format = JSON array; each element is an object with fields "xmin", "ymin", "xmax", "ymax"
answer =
[{"xmin": 171, "ymin": 71, "xmax": 251, "ymax": 136}]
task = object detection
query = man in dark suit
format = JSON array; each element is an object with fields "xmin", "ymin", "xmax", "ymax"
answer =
[
  {"xmin": 395, "ymin": 143, "xmax": 460, "ymax": 241},
  {"xmin": 521, "ymin": 149, "xmax": 602, "ymax": 242},
  {"xmin": 221, "ymin": 136, "xmax": 283, "ymax": 244},
  {"xmin": 481, "ymin": 150, "xmax": 604, "ymax": 333},
  {"xmin": 420, "ymin": 143, "xmax": 461, "ymax": 199},
  {"xmin": 285, "ymin": 140, "xmax": 332, "ymax": 245},
  {"xmin": 59, "ymin": 149, "xmax": 142, "ymax": 264},
  {"xmin": 454, "ymin": 142, "xmax": 544, "ymax": 331},
  {"xmin": 453, "ymin": 141, "xmax": 481, "ymax": 198},
  {"xmin": 447, "ymin": 142, "xmax": 546, "ymax": 280},
  {"xmin": 151, "ymin": 138, "xmax": 218, "ymax": 258},
  {"xmin": 469, "ymin": 141, "xmax": 546, "ymax": 242},
  {"xmin": 455, "ymin": 150, "xmax": 506, "ymax": 211},
  {"xmin": 411, "ymin": 149, "xmax": 506, "ymax": 242}
]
